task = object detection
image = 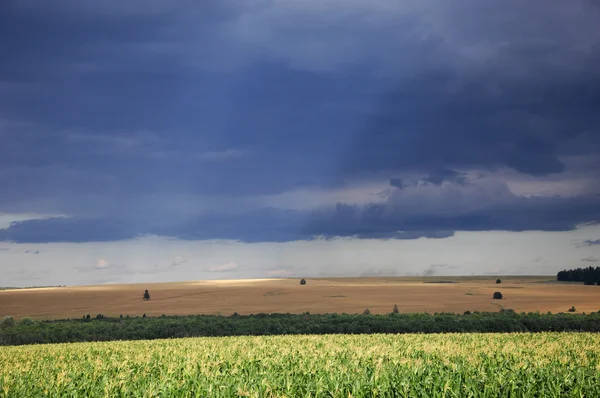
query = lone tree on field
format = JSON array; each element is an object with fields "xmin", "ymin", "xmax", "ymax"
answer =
[
  {"xmin": 143, "ymin": 289, "xmax": 150, "ymax": 300},
  {"xmin": 568, "ymin": 306, "xmax": 576, "ymax": 312},
  {"xmin": 496, "ymin": 279, "xmax": 502, "ymax": 284},
  {"xmin": 300, "ymin": 279, "xmax": 307, "ymax": 285},
  {"xmin": 493, "ymin": 291, "xmax": 503, "ymax": 300},
  {"xmin": 363, "ymin": 308, "xmax": 371, "ymax": 315},
  {"xmin": 392, "ymin": 304, "xmax": 399, "ymax": 314}
]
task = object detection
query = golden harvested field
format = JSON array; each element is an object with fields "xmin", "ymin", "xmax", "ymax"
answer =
[{"xmin": 2, "ymin": 276, "xmax": 600, "ymax": 320}]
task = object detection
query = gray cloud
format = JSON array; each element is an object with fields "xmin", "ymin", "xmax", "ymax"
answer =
[
  {"xmin": 581, "ymin": 256, "xmax": 599, "ymax": 262},
  {"xmin": 422, "ymin": 263, "xmax": 458, "ymax": 277},
  {"xmin": 582, "ymin": 239, "xmax": 600, "ymax": 246}
]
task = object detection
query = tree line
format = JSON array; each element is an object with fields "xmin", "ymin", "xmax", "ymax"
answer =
[
  {"xmin": 3, "ymin": 311, "xmax": 600, "ymax": 346},
  {"xmin": 557, "ymin": 267, "xmax": 600, "ymax": 285}
]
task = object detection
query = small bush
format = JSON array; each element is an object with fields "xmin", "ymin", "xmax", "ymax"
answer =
[
  {"xmin": 392, "ymin": 304, "xmax": 399, "ymax": 314},
  {"xmin": 143, "ymin": 313, "xmax": 146, "ymax": 318},
  {"xmin": 0, "ymin": 316, "xmax": 15, "ymax": 329},
  {"xmin": 493, "ymin": 292, "xmax": 503, "ymax": 299},
  {"xmin": 496, "ymin": 279, "xmax": 502, "ymax": 284},
  {"xmin": 143, "ymin": 289, "xmax": 150, "ymax": 300},
  {"xmin": 300, "ymin": 279, "xmax": 307, "ymax": 285},
  {"xmin": 363, "ymin": 309, "xmax": 371, "ymax": 315},
  {"xmin": 96, "ymin": 314, "xmax": 104, "ymax": 320},
  {"xmin": 568, "ymin": 306, "xmax": 576, "ymax": 312},
  {"xmin": 19, "ymin": 316, "xmax": 36, "ymax": 326},
  {"xmin": 464, "ymin": 310, "xmax": 471, "ymax": 315}
]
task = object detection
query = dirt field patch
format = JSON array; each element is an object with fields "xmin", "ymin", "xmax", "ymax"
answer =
[{"xmin": 2, "ymin": 276, "xmax": 599, "ymax": 320}]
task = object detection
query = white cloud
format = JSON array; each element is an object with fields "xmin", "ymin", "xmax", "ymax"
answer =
[
  {"xmin": 0, "ymin": 213, "xmax": 67, "ymax": 230},
  {"xmin": 206, "ymin": 261, "xmax": 238, "ymax": 272},
  {"xmin": 95, "ymin": 259, "xmax": 110, "ymax": 269},
  {"xmin": 65, "ymin": 129, "xmax": 161, "ymax": 152},
  {"xmin": 267, "ymin": 269, "xmax": 296, "ymax": 278},
  {"xmin": 1, "ymin": 225, "xmax": 600, "ymax": 286},
  {"xmin": 170, "ymin": 256, "xmax": 188, "ymax": 267}
]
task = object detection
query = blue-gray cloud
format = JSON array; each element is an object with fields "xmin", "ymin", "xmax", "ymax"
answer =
[
  {"xmin": 1, "ymin": 1, "xmax": 600, "ymax": 242},
  {"xmin": 1, "ymin": 187, "xmax": 599, "ymax": 243},
  {"xmin": 582, "ymin": 239, "xmax": 600, "ymax": 246}
]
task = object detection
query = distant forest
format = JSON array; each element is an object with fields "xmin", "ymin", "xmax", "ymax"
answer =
[
  {"xmin": 557, "ymin": 267, "xmax": 600, "ymax": 284},
  {"xmin": 3, "ymin": 311, "xmax": 600, "ymax": 346}
]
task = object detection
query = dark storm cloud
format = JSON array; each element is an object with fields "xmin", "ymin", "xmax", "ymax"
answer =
[
  {"xmin": 389, "ymin": 178, "xmax": 406, "ymax": 190},
  {"xmin": 1, "ymin": 186, "xmax": 599, "ymax": 243},
  {"xmin": 302, "ymin": 194, "xmax": 600, "ymax": 239},
  {"xmin": 422, "ymin": 169, "xmax": 468, "ymax": 186},
  {"xmin": 1, "ymin": 1, "xmax": 600, "ymax": 242},
  {"xmin": 344, "ymin": 76, "xmax": 600, "ymax": 178}
]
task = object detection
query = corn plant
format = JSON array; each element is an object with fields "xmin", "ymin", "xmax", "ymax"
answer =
[{"xmin": 1, "ymin": 333, "xmax": 599, "ymax": 397}]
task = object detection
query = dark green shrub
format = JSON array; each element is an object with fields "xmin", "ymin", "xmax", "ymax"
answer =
[
  {"xmin": 0, "ymin": 316, "xmax": 15, "ymax": 330},
  {"xmin": 19, "ymin": 317, "xmax": 36, "ymax": 326}
]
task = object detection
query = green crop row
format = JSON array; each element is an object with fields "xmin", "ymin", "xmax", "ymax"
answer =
[{"xmin": 1, "ymin": 333, "xmax": 599, "ymax": 397}]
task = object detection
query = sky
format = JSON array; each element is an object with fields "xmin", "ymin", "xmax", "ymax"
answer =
[{"xmin": 1, "ymin": 0, "xmax": 600, "ymax": 286}]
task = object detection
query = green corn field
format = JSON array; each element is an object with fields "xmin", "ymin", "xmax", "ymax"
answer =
[{"xmin": 1, "ymin": 333, "xmax": 599, "ymax": 397}]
